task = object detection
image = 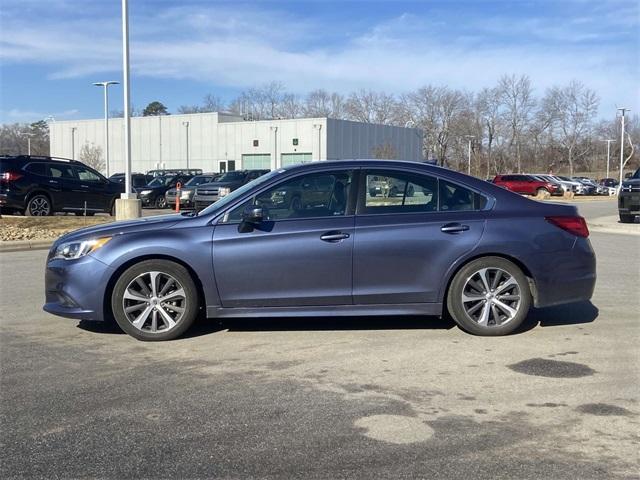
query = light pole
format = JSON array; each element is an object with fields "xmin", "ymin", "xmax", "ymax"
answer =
[
  {"xmin": 21, "ymin": 133, "xmax": 35, "ymax": 155},
  {"xmin": 93, "ymin": 81, "xmax": 119, "ymax": 177},
  {"xmin": 71, "ymin": 127, "xmax": 77, "ymax": 159},
  {"xmin": 122, "ymin": 0, "xmax": 133, "ymax": 198},
  {"xmin": 603, "ymin": 139, "xmax": 614, "ymax": 179},
  {"xmin": 182, "ymin": 121, "xmax": 190, "ymax": 168},
  {"xmin": 617, "ymin": 108, "xmax": 630, "ymax": 188},
  {"xmin": 465, "ymin": 135, "xmax": 475, "ymax": 175}
]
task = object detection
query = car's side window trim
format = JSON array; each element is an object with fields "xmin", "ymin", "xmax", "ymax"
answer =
[
  {"xmin": 214, "ymin": 167, "xmax": 359, "ymax": 225},
  {"xmin": 355, "ymin": 168, "xmax": 493, "ymax": 216}
]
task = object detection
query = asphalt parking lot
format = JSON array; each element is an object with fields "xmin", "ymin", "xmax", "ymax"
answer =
[{"xmin": 1, "ymin": 200, "xmax": 639, "ymax": 479}]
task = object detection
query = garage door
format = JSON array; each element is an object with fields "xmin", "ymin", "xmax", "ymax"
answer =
[
  {"xmin": 281, "ymin": 153, "xmax": 312, "ymax": 167},
  {"xmin": 241, "ymin": 154, "xmax": 271, "ymax": 169}
]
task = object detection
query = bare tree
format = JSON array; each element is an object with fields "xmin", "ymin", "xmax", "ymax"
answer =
[
  {"xmin": 0, "ymin": 120, "xmax": 50, "ymax": 156},
  {"xmin": 304, "ymin": 89, "xmax": 345, "ymax": 118},
  {"xmin": 543, "ymin": 81, "xmax": 599, "ymax": 175},
  {"xmin": 498, "ymin": 74, "xmax": 536, "ymax": 173},
  {"xmin": 79, "ymin": 142, "xmax": 104, "ymax": 172},
  {"xmin": 345, "ymin": 90, "xmax": 398, "ymax": 124}
]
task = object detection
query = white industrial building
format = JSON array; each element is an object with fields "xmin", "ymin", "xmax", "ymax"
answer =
[{"xmin": 49, "ymin": 112, "xmax": 423, "ymax": 175}]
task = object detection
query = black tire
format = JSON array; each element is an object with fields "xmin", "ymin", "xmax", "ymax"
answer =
[
  {"xmin": 619, "ymin": 214, "xmax": 635, "ymax": 223},
  {"xmin": 155, "ymin": 196, "xmax": 167, "ymax": 209},
  {"xmin": 369, "ymin": 190, "xmax": 377, "ymax": 197},
  {"xmin": 111, "ymin": 260, "xmax": 199, "ymax": 341},
  {"xmin": 446, "ymin": 256, "xmax": 532, "ymax": 336},
  {"xmin": 110, "ymin": 201, "xmax": 116, "ymax": 217},
  {"xmin": 25, "ymin": 194, "xmax": 52, "ymax": 216}
]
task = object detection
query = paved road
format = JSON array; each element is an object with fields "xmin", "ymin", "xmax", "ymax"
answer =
[{"xmin": 1, "ymin": 199, "xmax": 639, "ymax": 479}]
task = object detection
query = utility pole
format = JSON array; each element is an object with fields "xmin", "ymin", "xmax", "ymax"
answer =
[
  {"xmin": 93, "ymin": 81, "xmax": 119, "ymax": 177},
  {"xmin": 617, "ymin": 108, "xmax": 630, "ymax": 188},
  {"xmin": 465, "ymin": 135, "xmax": 475, "ymax": 175},
  {"xmin": 604, "ymin": 139, "xmax": 614, "ymax": 179}
]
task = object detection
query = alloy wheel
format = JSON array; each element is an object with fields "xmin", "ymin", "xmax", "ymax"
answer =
[
  {"xmin": 28, "ymin": 197, "xmax": 50, "ymax": 216},
  {"xmin": 461, "ymin": 267, "xmax": 521, "ymax": 327},
  {"xmin": 122, "ymin": 271, "xmax": 187, "ymax": 333}
]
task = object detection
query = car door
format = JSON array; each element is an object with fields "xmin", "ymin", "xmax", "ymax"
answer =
[
  {"xmin": 212, "ymin": 169, "xmax": 355, "ymax": 307},
  {"xmin": 353, "ymin": 169, "xmax": 486, "ymax": 304},
  {"xmin": 47, "ymin": 163, "xmax": 83, "ymax": 210},
  {"xmin": 74, "ymin": 166, "xmax": 110, "ymax": 211}
]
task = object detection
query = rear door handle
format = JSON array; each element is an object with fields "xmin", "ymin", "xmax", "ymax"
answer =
[
  {"xmin": 320, "ymin": 231, "xmax": 350, "ymax": 242},
  {"xmin": 441, "ymin": 223, "xmax": 469, "ymax": 234}
]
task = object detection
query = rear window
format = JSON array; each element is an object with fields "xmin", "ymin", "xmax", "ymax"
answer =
[
  {"xmin": 48, "ymin": 164, "xmax": 76, "ymax": 179},
  {"xmin": 24, "ymin": 163, "xmax": 46, "ymax": 176}
]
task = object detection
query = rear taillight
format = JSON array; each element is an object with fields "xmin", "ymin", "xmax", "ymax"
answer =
[
  {"xmin": 0, "ymin": 171, "xmax": 23, "ymax": 183},
  {"xmin": 545, "ymin": 216, "xmax": 589, "ymax": 238}
]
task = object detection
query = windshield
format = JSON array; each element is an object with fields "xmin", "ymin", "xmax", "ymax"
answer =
[
  {"xmin": 185, "ymin": 175, "xmax": 213, "ymax": 186},
  {"xmin": 147, "ymin": 176, "xmax": 172, "ymax": 187},
  {"xmin": 217, "ymin": 171, "xmax": 245, "ymax": 182},
  {"xmin": 199, "ymin": 170, "xmax": 283, "ymax": 216},
  {"xmin": 632, "ymin": 168, "xmax": 640, "ymax": 179}
]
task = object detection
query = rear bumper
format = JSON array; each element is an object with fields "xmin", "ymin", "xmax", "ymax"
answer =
[
  {"xmin": 0, "ymin": 192, "xmax": 25, "ymax": 210},
  {"xmin": 532, "ymin": 238, "xmax": 596, "ymax": 308},
  {"xmin": 618, "ymin": 193, "xmax": 640, "ymax": 214}
]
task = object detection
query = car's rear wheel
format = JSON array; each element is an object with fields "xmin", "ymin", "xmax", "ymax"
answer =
[
  {"xmin": 447, "ymin": 257, "xmax": 531, "ymax": 336},
  {"xmin": 619, "ymin": 214, "xmax": 635, "ymax": 223},
  {"xmin": 111, "ymin": 260, "xmax": 199, "ymax": 341},
  {"xmin": 25, "ymin": 194, "xmax": 52, "ymax": 216}
]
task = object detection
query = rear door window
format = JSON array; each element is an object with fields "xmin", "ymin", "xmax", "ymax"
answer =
[
  {"xmin": 439, "ymin": 180, "xmax": 487, "ymax": 211},
  {"xmin": 24, "ymin": 163, "xmax": 46, "ymax": 176},
  {"xmin": 74, "ymin": 166, "xmax": 103, "ymax": 182},
  {"xmin": 48, "ymin": 164, "xmax": 76, "ymax": 179},
  {"xmin": 362, "ymin": 170, "xmax": 438, "ymax": 214}
]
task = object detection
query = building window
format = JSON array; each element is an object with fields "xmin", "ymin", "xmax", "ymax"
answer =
[
  {"xmin": 292, "ymin": 138, "xmax": 299, "ymax": 146},
  {"xmin": 253, "ymin": 140, "xmax": 259, "ymax": 147}
]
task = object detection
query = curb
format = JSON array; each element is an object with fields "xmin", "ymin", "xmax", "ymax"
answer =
[{"xmin": 0, "ymin": 239, "xmax": 54, "ymax": 253}]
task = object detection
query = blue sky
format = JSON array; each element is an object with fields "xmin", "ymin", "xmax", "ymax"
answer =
[{"xmin": 1, "ymin": 0, "xmax": 638, "ymax": 123}]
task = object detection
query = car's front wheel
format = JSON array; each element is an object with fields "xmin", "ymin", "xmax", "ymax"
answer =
[
  {"xmin": 155, "ymin": 196, "xmax": 167, "ymax": 209},
  {"xmin": 111, "ymin": 260, "xmax": 199, "ymax": 341},
  {"xmin": 447, "ymin": 257, "xmax": 532, "ymax": 336},
  {"xmin": 619, "ymin": 214, "xmax": 635, "ymax": 223}
]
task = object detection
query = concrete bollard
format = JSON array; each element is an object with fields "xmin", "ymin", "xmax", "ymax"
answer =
[
  {"xmin": 115, "ymin": 198, "xmax": 142, "ymax": 221},
  {"xmin": 536, "ymin": 190, "xmax": 551, "ymax": 200},
  {"xmin": 563, "ymin": 191, "xmax": 575, "ymax": 200}
]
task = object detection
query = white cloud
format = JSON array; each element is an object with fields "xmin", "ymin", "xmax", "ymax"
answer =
[{"xmin": 0, "ymin": 1, "xmax": 638, "ymax": 115}]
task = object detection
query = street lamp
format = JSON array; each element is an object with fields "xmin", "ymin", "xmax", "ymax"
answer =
[
  {"xmin": 465, "ymin": 135, "xmax": 475, "ymax": 175},
  {"xmin": 71, "ymin": 127, "xmax": 77, "ymax": 159},
  {"xmin": 603, "ymin": 139, "xmax": 614, "ymax": 179},
  {"xmin": 617, "ymin": 108, "xmax": 630, "ymax": 188},
  {"xmin": 93, "ymin": 81, "xmax": 119, "ymax": 177},
  {"xmin": 182, "ymin": 121, "xmax": 190, "ymax": 168},
  {"xmin": 20, "ymin": 132, "xmax": 35, "ymax": 155}
]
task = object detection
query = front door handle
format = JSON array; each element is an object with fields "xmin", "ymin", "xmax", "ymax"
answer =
[
  {"xmin": 320, "ymin": 231, "xmax": 350, "ymax": 242},
  {"xmin": 441, "ymin": 223, "xmax": 469, "ymax": 234}
]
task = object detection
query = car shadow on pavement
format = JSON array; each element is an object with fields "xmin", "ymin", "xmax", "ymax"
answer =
[{"xmin": 517, "ymin": 301, "xmax": 599, "ymax": 333}]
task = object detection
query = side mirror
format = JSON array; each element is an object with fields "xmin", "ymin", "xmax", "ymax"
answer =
[{"xmin": 242, "ymin": 205, "xmax": 265, "ymax": 224}]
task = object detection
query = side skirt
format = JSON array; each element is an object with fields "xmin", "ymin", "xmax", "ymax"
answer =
[{"xmin": 206, "ymin": 303, "xmax": 443, "ymax": 319}]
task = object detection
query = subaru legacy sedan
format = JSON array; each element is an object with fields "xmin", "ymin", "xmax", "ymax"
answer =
[{"xmin": 44, "ymin": 160, "xmax": 596, "ymax": 341}]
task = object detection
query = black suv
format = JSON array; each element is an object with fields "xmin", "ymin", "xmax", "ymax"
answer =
[
  {"xmin": 618, "ymin": 168, "xmax": 640, "ymax": 223},
  {"xmin": 135, "ymin": 174, "xmax": 194, "ymax": 209},
  {"xmin": 0, "ymin": 155, "xmax": 123, "ymax": 216}
]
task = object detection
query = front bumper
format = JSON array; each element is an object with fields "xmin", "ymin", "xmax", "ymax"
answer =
[
  {"xmin": 43, "ymin": 254, "xmax": 115, "ymax": 322},
  {"xmin": 194, "ymin": 194, "xmax": 218, "ymax": 208},
  {"xmin": 618, "ymin": 192, "xmax": 640, "ymax": 215}
]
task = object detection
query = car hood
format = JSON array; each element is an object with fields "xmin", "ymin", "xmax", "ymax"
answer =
[
  {"xmin": 135, "ymin": 185, "xmax": 167, "ymax": 193},
  {"xmin": 196, "ymin": 181, "xmax": 240, "ymax": 189},
  {"xmin": 167, "ymin": 186, "xmax": 197, "ymax": 194},
  {"xmin": 54, "ymin": 214, "xmax": 185, "ymax": 245},
  {"xmin": 622, "ymin": 179, "xmax": 640, "ymax": 187}
]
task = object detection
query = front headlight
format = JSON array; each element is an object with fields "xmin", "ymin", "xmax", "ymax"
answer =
[
  {"xmin": 51, "ymin": 237, "xmax": 112, "ymax": 261},
  {"xmin": 140, "ymin": 190, "xmax": 152, "ymax": 195},
  {"xmin": 218, "ymin": 187, "xmax": 231, "ymax": 197}
]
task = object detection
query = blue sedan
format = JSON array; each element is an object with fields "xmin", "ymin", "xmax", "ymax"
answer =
[{"xmin": 44, "ymin": 160, "xmax": 596, "ymax": 340}]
